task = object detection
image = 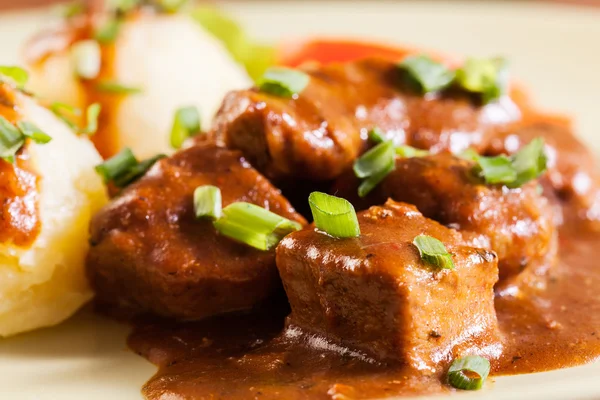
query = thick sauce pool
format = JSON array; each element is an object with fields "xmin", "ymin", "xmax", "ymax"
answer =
[{"xmin": 128, "ymin": 226, "xmax": 600, "ymax": 399}]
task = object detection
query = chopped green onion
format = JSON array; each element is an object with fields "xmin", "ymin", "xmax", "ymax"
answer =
[
  {"xmin": 396, "ymin": 145, "xmax": 429, "ymax": 158},
  {"xmin": 358, "ymin": 160, "xmax": 395, "ymax": 198},
  {"xmin": 56, "ymin": 1, "xmax": 85, "ymax": 19},
  {"xmin": 0, "ymin": 66, "xmax": 29, "ymax": 89},
  {"xmin": 95, "ymin": 147, "xmax": 138, "ymax": 183},
  {"xmin": 51, "ymin": 102, "xmax": 80, "ymax": 131},
  {"xmin": 213, "ymin": 202, "xmax": 302, "ymax": 251},
  {"xmin": 194, "ymin": 185, "xmax": 222, "ymax": 220},
  {"xmin": 0, "ymin": 116, "xmax": 25, "ymax": 161},
  {"xmin": 368, "ymin": 127, "xmax": 387, "ymax": 144},
  {"xmin": 16, "ymin": 121, "xmax": 52, "ymax": 144},
  {"xmin": 170, "ymin": 106, "xmax": 201, "ymax": 149},
  {"xmin": 354, "ymin": 141, "xmax": 395, "ymax": 179},
  {"xmin": 467, "ymin": 138, "xmax": 546, "ymax": 187},
  {"xmin": 258, "ymin": 67, "xmax": 309, "ymax": 98},
  {"xmin": 96, "ymin": 81, "xmax": 143, "ymax": 95},
  {"xmin": 191, "ymin": 6, "xmax": 275, "ymax": 81},
  {"xmin": 509, "ymin": 137, "xmax": 547, "ymax": 188},
  {"xmin": 353, "ymin": 141, "xmax": 396, "ymax": 197},
  {"xmin": 474, "ymin": 154, "xmax": 516, "ymax": 185},
  {"xmin": 157, "ymin": 0, "xmax": 189, "ymax": 12},
  {"xmin": 112, "ymin": 154, "xmax": 165, "ymax": 188},
  {"xmin": 308, "ymin": 192, "xmax": 360, "ymax": 238},
  {"xmin": 94, "ymin": 19, "xmax": 121, "ymax": 44},
  {"xmin": 455, "ymin": 57, "xmax": 509, "ymax": 103},
  {"xmin": 108, "ymin": 0, "xmax": 140, "ymax": 13},
  {"xmin": 413, "ymin": 234, "xmax": 455, "ymax": 270},
  {"xmin": 398, "ymin": 55, "xmax": 455, "ymax": 94},
  {"xmin": 447, "ymin": 355, "xmax": 490, "ymax": 390},
  {"xmin": 71, "ymin": 40, "xmax": 101, "ymax": 80},
  {"xmin": 82, "ymin": 103, "xmax": 101, "ymax": 136}
]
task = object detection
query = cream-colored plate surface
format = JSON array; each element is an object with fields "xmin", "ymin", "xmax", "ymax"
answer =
[{"xmin": 0, "ymin": 1, "xmax": 599, "ymax": 399}]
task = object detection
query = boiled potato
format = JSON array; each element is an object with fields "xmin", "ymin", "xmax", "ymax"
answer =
[
  {"xmin": 27, "ymin": 12, "xmax": 251, "ymax": 159},
  {"xmin": 0, "ymin": 85, "xmax": 107, "ymax": 337}
]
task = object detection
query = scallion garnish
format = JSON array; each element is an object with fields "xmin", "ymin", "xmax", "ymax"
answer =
[
  {"xmin": 0, "ymin": 116, "xmax": 25, "ymax": 161},
  {"xmin": 509, "ymin": 137, "xmax": 547, "ymax": 188},
  {"xmin": 353, "ymin": 140, "xmax": 396, "ymax": 197},
  {"xmin": 96, "ymin": 81, "xmax": 143, "ymax": 95},
  {"xmin": 368, "ymin": 127, "xmax": 387, "ymax": 144},
  {"xmin": 170, "ymin": 106, "xmax": 201, "ymax": 149},
  {"xmin": 455, "ymin": 57, "xmax": 509, "ymax": 103},
  {"xmin": 194, "ymin": 185, "xmax": 222, "ymax": 220},
  {"xmin": 94, "ymin": 19, "xmax": 122, "ymax": 44},
  {"xmin": 157, "ymin": 0, "xmax": 189, "ymax": 12},
  {"xmin": 112, "ymin": 154, "xmax": 165, "ymax": 188},
  {"xmin": 213, "ymin": 202, "xmax": 302, "ymax": 251},
  {"xmin": 71, "ymin": 40, "xmax": 101, "ymax": 80},
  {"xmin": 398, "ymin": 55, "xmax": 455, "ymax": 94},
  {"xmin": 413, "ymin": 234, "xmax": 455, "ymax": 270},
  {"xmin": 396, "ymin": 145, "xmax": 429, "ymax": 158},
  {"xmin": 16, "ymin": 121, "xmax": 52, "ymax": 144},
  {"xmin": 447, "ymin": 355, "xmax": 490, "ymax": 390},
  {"xmin": 258, "ymin": 67, "xmax": 309, "ymax": 98},
  {"xmin": 467, "ymin": 137, "xmax": 547, "ymax": 187},
  {"xmin": 0, "ymin": 66, "xmax": 29, "ymax": 89},
  {"xmin": 82, "ymin": 103, "xmax": 101, "ymax": 135},
  {"xmin": 95, "ymin": 147, "xmax": 138, "ymax": 183},
  {"xmin": 111, "ymin": 0, "xmax": 141, "ymax": 13},
  {"xmin": 308, "ymin": 192, "xmax": 360, "ymax": 238}
]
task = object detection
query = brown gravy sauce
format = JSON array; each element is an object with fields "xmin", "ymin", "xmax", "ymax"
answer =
[
  {"xmin": 128, "ymin": 224, "xmax": 600, "ymax": 399},
  {"xmin": 0, "ymin": 85, "xmax": 41, "ymax": 247}
]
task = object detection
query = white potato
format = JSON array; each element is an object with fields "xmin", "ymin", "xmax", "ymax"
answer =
[
  {"xmin": 28, "ymin": 13, "xmax": 251, "ymax": 159},
  {"xmin": 0, "ymin": 91, "xmax": 108, "ymax": 337}
]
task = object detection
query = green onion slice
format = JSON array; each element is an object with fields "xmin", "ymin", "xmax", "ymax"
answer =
[
  {"xmin": 396, "ymin": 145, "xmax": 429, "ymax": 158},
  {"xmin": 358, "ymin": 159, "xmax": 395, "ymax": 198},
  {"xmin": 413, "ymin": 234, "xmax": 455, "ymax": 270},
  {"xmin": 447, "ymin": 355, "xmax": 491, "ymax": 390},
  {"xmin": 112, "ymin": 154, "xmax": 165, "ymax": 188},
  {"xmin": 354, "ymin": 141, "xmax": 395, "ymax": 179},
  {"xmin": 82, "ymin": 103, "xmax": 101, "ymax": 135},
  {"xmin": 455, "ymin": 57, "xmax": 509, "ymax": 103},
  {"xmin": 71, "ymin": 40, "xmax": 101, "ymax": 80},
  {"xmin": 398, "ymin": 55, "xmax": 455, "ymax": 94},
  {"xmin": 214, "ymin": 202, "xmax": 302, "ymax": 251},
  {"xmin": 194, "ymin": 185, "xmax": 222, "ymax": 220},
  {"xmin": 258, "ymin": 67, "xmax": 309, "ymax": 98},
  {"xmin": 308, "ymin": 192, "xmax": 360, "ymax": 238},
  {"xmin": 368, "ymin": 127, "xmax": 387, "ymax": 144},
  {"xmin": 0, "ymin": 116, "xmax": 25, "ymax": 160},
  {"xmin": 157, "ymin": 0, "xmax": 189, "ymax": 12},
  {"xmin": 94, "ymin": 19, "xmax": 121, "ymax": 44},
  {"xmin": 509, "ymin": 137, "xmax": 547, "ymax": 188},
  {"xmin": 16, "ymin": 121, "xmax": 52, "ymax": 144},
  {"xmin": 96, "ymin": 81, "xmax": 143, "ymax": 95},
  {"xmin": 95, "ymin": 147, "xmax": 138, "ymax": 183},
  {"xmin": 0, "ymin": 66, "xmax": 29, "ymax": 89},
  {"xmin": 170, "ymin": 106, "xmax": 201, "ymax": 149}
]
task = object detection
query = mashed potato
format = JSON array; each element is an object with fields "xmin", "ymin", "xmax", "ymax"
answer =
[
  {"xmin": 28, "ymin": 13, "xmax": 251, "ymax": 159},
  {"xmin": 0, "ymin": 90, "xmax": 107, "ymax": 337}
]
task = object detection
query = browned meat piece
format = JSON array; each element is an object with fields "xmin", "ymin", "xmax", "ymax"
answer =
[
  {"xmin": 212, "ymin": 58, "xmax": 520, "ymax": 181},
  {"xmin": 487, "ymin": 115, "xmax": 600, "ymax": 227},
  {"xmin": 87, "ymin": 141, "xmax": 306, "ymax": 320},
  {"xmin": 332, "ymin": 153, "xmax": 557, "ymax": 284},
  {"xmin": 276, "ymin": 200, "xmax": 501, "ymax": 368}
]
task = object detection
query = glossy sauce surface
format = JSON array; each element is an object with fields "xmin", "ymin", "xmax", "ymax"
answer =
[
  {"xmin": 0, "ymin": 85, "xmax": 40, "ymax": 247},
  {"xmin": 128, "ymin": 224, "xmax": 600, "ymax": 399}
]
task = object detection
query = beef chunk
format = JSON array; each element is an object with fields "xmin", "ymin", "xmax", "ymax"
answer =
[
  {"xmin": 332, "ymin": 153, "xmax": 557, "ymax": 285},
  {"xmin": 87, "ymin": 141, "xmax": 306, "ymax": 320},
  {"xmin": 487, "ymin": 115, "xmax": 600, "ymax": 227},
  {"xmin": 212, "ymin": 58, "xmax": 519, "ymax": 181},
  {"xmin": 276, "ymin": 200, "xmax": 501, "ymax": 369}
]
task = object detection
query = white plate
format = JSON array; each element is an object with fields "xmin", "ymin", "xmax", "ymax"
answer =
[{"xmin": 0, "ymin": 1, "xmax": 599, "ymax": 399}]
